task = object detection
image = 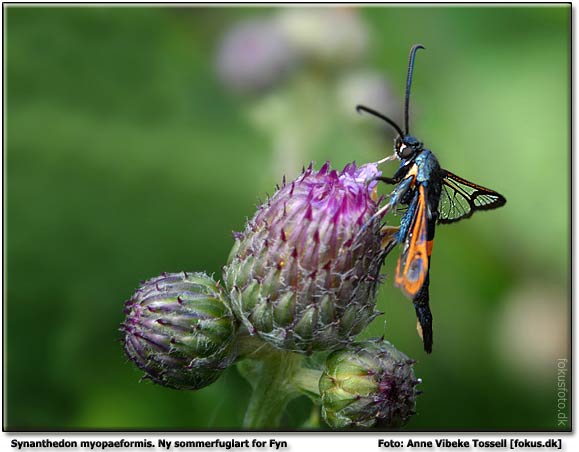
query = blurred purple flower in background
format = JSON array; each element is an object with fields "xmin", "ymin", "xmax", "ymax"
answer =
[
  {"xmin": 215, "ymin": 8, "xmax": 373, "ymax": 96},
  {"xmin": 216, "ymin": 19, "xmax": 297, "ymax": 95},
  {"xmin": 277, "ymin": 8, "xmax": 369, "ymax": 66},
  {"xmin": 213, "ymin": 7, "xmax": 399, "ymax": 184},
  {"xmin": 337, "ymin": 70, "xmax": 401, "ymax": 125}
]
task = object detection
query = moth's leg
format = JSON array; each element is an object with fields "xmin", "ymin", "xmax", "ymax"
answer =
[
  {"xmin": 356, "ymin": 176, "xmax": 414, "ymax": 244},
  {"xmin": 380, "ymin": 225, "xmax": 400, "ymax": 254},
  {"xmin": 374, "ymin": 176, "xmax": 401, "ymax": 185},
  {"xmin": 369, "ymin": 162, "xmax": 410, "ymax": 186},
  {"xmin": 377, "ymin": 176, "xmax": 414, "ymax": 217}
]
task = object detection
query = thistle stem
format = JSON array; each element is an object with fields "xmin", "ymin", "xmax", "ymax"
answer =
[
  {"xmin": 236, "ymin": 333, "xmax": 323, "ymax": 428},
  {"xmin": 240, "ymin": 351, "xmax": 303, "ymax": 429},
  {"xmin": 302, "ymin": 404, "xmax": 321, "ymax": 429}
]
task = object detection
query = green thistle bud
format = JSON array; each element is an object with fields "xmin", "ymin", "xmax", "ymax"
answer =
[
  {"xmin": 223, "ymin": 162, "xmax": 385, "ymax": 353},
  {"xmin": 319, "ymin": 340, "xmax": 420, "ymax": 428},
  {"xmin": 121, "ymin": 272, "xmax": 237, "ymax": 390}
]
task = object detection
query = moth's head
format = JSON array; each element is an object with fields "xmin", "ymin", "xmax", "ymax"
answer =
[
  {"xmin": 355, "ymin": 104, "xmax": 425, "ymax": 162},
  {"xmin": 395, "ymin": 135, "xmax": 423, "ymax": 160},
  {"xmin": 357, "ymin": 44, "xmax": 426, "ymax": 163}
]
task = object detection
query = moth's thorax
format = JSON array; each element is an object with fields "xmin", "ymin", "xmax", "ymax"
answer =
[{"xmin": 414, "ymin": 149, "xmax": 441, "ymax": 183}]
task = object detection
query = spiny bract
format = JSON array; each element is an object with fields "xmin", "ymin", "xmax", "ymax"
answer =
[
  {"xmin": 223, "ymin": 161, "xmax": 385, "ymax": 353},
  {"xmin": 121, "ymin": 272, "xmax": 237, "ymax": 390}
]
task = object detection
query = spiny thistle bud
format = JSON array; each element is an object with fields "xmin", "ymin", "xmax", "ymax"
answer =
[
  {"xmin": 121, "ymin": 272, "xmax": 238, "ymax": 390},
  {"xmin": 223, "ymin": 162, "xmax": 385, "ymax": 353},
  {"xmin": 319, "ymin": 340, "xmax": 421, "ymax": 428}
]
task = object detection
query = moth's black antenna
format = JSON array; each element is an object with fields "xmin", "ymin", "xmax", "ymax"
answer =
[
  {"xmin": 356, "ymin": 105, "xmax": 404, "ymax": 137},
  {"xmin": 404, "ymin": 44, "xmax": 425, "ymax": 135}
]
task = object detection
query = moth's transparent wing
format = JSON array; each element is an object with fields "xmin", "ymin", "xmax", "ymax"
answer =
[{"xmin": 437, "ymin": 170, "xmax": 506, "ymax": 224}]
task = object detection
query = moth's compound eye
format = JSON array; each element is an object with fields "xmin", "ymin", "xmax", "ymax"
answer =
[{"xmin": 398, "ymin": 144, "xmax": 414, "ymax": 159}]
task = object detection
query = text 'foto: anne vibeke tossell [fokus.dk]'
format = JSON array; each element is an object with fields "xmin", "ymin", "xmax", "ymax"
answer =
[{"xmin": 378, "ymin": 439, "xmax": 563, "ymax": 449}]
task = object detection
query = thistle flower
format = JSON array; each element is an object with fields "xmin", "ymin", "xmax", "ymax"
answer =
[
  {"xmin": 319, "ymin": 340, "xmax": 421, "ymax": 428},
  {"xmin": 223, "ymin": 162, "xmax": 385, "ymax": 353},
  {"xmin": 121, "ymin": 272, "xmax": 237, "ymax": 390}
]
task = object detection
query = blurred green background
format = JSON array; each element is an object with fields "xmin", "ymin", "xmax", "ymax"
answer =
[{"xmin": 5, "ymin": 6, "xmax": 570, "ymax": 430}]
